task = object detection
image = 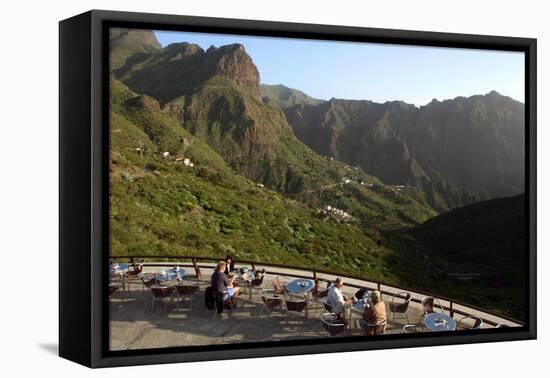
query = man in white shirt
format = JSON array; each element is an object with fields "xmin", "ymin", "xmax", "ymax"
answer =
[{"xmin": 327, "ymin": 277, "xmax": 352, "ymax": 316}]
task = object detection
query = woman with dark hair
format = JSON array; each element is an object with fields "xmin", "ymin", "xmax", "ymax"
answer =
[{"xmin": 224, "ymin": 255, "xmax": 235, "ymax": 275}]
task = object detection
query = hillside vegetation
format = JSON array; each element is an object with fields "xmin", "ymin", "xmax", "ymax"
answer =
[
  {"xmin": 108, "ymin": 29, "xmax": 527, "ymax": 320},
  {"xmin": 110, "ymin": 78, "xmax": 434, "ymax": 283},
  {"xmin": 284, "ymin": 94, "xmax": 524, "ymax": 212}
]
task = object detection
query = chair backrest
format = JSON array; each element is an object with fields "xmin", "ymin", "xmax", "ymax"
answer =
[
  {"xmin": 322, "ymin": 299, "xmax": 333, "ymax": 312},
  {"xmin": 473, "ymin": 318, "xmax": 483, "ymax": 329},
  {"xmin": 176, "ymin": 283, "xmax": 199, "ymax": 295},
  {"xmin": 251, "ymin": 273, "xmax": 265, "ymax": 287},
  {"xmin": 151, "ymin": 285, "xmax": 174, "ymax": 298},
  {"xmin": 260, "ymin": 289, "xmax": 282, "ymax": 309},
  {"xmin": 314, "ymin": 287, "xmax": 328, "ymax": 299},
  {"xmin": 254, "ymin": 268, "xmax": 266, "ymax": 279},
  {"xmin": 320, "ymin": 313, "xmax": 346, "ymax": 337},
  {"xmin": 272, "ymin": 276, "xmax": 286, "ymax": 294},
  {"xmin": 366, "ymin": 320, "xmax": 387, "ymax": 335},
  {"xmin": 130, "ymin": 258, "xmax": 144, "ymax": 273},
  {"xmin": 402, "ymin": 324, "xmax": 419, "ymax": 334},
  {"xmin": 459, "ymin": 316, "xmax": 483, "ymax": 330},
  {"xmin": 141, "ymin": 275, "xmax": 157, "ymax": 288},
  {"xmin": 285, "ymin": 295, "xmax": 307, "ymax": 312},
  {"xmin": 392, "ymin": 292, "xmax": 412, "ymax": 313},
  {"xmin": 422, "ymin": 296, "xmax": 435, "ymax": 314}
]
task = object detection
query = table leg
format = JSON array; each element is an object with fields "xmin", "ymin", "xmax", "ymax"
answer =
[
  {"xmin": 121, "ymin": 273, "xmax": 126, "ymax": 303},
  {"xmin": 305, "ymin": 294, "xmax": 309, "ymax": 319}
]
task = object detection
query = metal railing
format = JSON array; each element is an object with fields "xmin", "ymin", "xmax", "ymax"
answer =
[{"xmin": 110, "ymin": 254, "xmax": 523, "ymax": 327}]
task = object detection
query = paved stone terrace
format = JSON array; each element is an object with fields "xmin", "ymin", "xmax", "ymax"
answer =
[{"xmin": 109, "ymin": 264, "xmax": 517, "ymax": 351}]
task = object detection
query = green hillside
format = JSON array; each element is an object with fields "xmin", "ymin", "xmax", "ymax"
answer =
[
  {"xmin": 109, "ymin": 78, "xmax": 433, "ymax": 282},
  {"xmin": 409, "ymin": 194, "xmax": 526, "ymax": 319},
  {"xmin": 108, "ymin": 30, "xmax": 526, "ymax": 321}
]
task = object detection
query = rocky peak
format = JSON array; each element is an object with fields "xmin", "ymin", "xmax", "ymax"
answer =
[
  {"xmin": 165, "ymin": 42, "xmax": 204, "ymax": 58},
  {"xmin": 199, "ymin": 43, "xmax": 261, "ymax": 96},
  {"xmin": 115, "ymin": 39, "xmax": 262, "ymax": 101}
]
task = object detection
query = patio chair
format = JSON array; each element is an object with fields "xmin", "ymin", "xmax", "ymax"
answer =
[
  {"xmin": 359, "ymin": 319, "xmax": 387, "ymax": 336},
  {"xmin": 402, "ymin": 324, "xmax": 426, "ymax": 334},
  {"xmin": 389, "ymin": 292, "xmax": 412, "ymax": 324},
  {"xmin": 320, "ymin": 297, "xmax": 333, "ymax": 313},
  {"xmin": 320, "ymin": 313, "xmax": 346, "ymax": 337},
  {"xmin": 247, "ymin": 269, "xmax": 266, "ymax": 296},
  {"xmin": 109, "ymin": 283, "xmax": 120, "ymax": 302},
  {"xmin": 150, "ymin": 284, "xmax": 176, "ymax": 313},
  {"xmin": 259, "ymin": 289, "xmax": 283, "ymax": 316},
  {"xmin": 253, "ymin": 268, "xmax": 266, "ymax": 279},
  {"xmin": 421, "ymin": 296, "xmax": 444, "ymax": 318},
  {"xmin": 140, "ymin": 274, "xmax": 158, "ymax": 296},
  {"xmin": 457, "ymin": 316, "xmax": 483, "ymax": 330},
  {"xmin": 312, "ymin": 287, "xmax": 328, "ymax": 300},
  {"xmin": 175, "ymin": 282, "xmax": 200, "ymax": 311},
  {"xmin": 272, "ymin": 276, "xmax": 287, "ymax": 295},
  {"xmin": 285, "ymin": 293, "xmax": 308, "ymax": 331},
  {"xmin": 128, "ymin": 258, "xmax": 144, "ymax": 276},
  {"xmin": 123, "ymin": 273, "xmax": 144, "ymax": 293}
]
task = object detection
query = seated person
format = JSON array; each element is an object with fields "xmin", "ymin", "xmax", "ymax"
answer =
[
  {"xmin": 353, "ymin": 287, "xmax": 369, "ymax": 302},
  {"xmin": 327, "ymin": 277, "xmax": 352, "ymax": 318},
  {"xmin": 211, "ymin": 261, "xmax": 240, "ymax": 302},
  {"xmin": 360, "ymin": 290, "xmax": 387, "ymax": 335}
]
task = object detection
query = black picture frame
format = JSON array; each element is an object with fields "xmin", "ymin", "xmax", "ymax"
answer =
[{"xmin": 59, "ymin": 9, "xmax": 537, "ymax": 368}]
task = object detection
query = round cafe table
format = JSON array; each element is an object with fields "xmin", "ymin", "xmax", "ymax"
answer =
[
  {"xmin": 155, "ymin": 268, "xmax": 187, "ymax": 283},
  {"xmin": 109, "ymin": 263, "xmax": 129, "ymax": 275},
  {"xmin": 110, "ymin": 263, "xmax": 129, "ymax": 292},
  {"xmin": 286, "ymin": 279, "xmax": 314, "ymax": 318},
  {"xmin": 424, "ymin": 312, "xmax": 457, "ymax": 332},
  {"xmin": 349, "ymin": 298, "xmax": 369, "ymax": 330},
  {"xmin": 286, "ymin": 279, "xmax": 314, "ymax": 295}
]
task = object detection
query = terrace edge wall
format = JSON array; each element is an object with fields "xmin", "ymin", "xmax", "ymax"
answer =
[{"xmin": 59, "ymin": 11, "xmax": 93, "ymax": 367}]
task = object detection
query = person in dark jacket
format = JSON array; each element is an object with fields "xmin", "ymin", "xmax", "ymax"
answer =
[{"xmin": 212, "ymin": 261, "xmax": 239, "ymax": 301}]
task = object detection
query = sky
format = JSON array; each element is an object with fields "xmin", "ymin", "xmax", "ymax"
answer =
[{"xmin": 155, "ymin": 30, "xmax": 525, "ymax": 106}]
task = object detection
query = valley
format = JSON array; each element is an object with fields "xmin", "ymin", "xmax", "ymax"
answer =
[{"xmin": 108, "ymin": 28, "xmax": 526, "ymax": 320}]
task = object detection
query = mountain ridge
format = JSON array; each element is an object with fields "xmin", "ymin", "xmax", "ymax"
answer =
[
  {"xmin": 284, "ymin": 92, "xmax": 524, "ymax": 211},
  {"xmin": 113, "ymin": 41, "xmax": 261, "ymax": 105},
  {"xmin": 108, "ymin": 29, "xmax": 527, "ymax": 320}
]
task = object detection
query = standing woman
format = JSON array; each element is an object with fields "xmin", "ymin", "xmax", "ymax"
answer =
[{"xmin": 224, "ymin": 255, "xmax": 235, "ymax": 275}]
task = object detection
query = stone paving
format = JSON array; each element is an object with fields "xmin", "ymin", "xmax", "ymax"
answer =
[{"xmin": 109, "ymin": 265, "xmax": 515, "ymax": 351}]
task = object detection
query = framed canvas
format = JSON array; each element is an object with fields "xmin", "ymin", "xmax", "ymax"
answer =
[{"xmin": 59, "ymin": 9, "xmax": 537, "ymax": 368}]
